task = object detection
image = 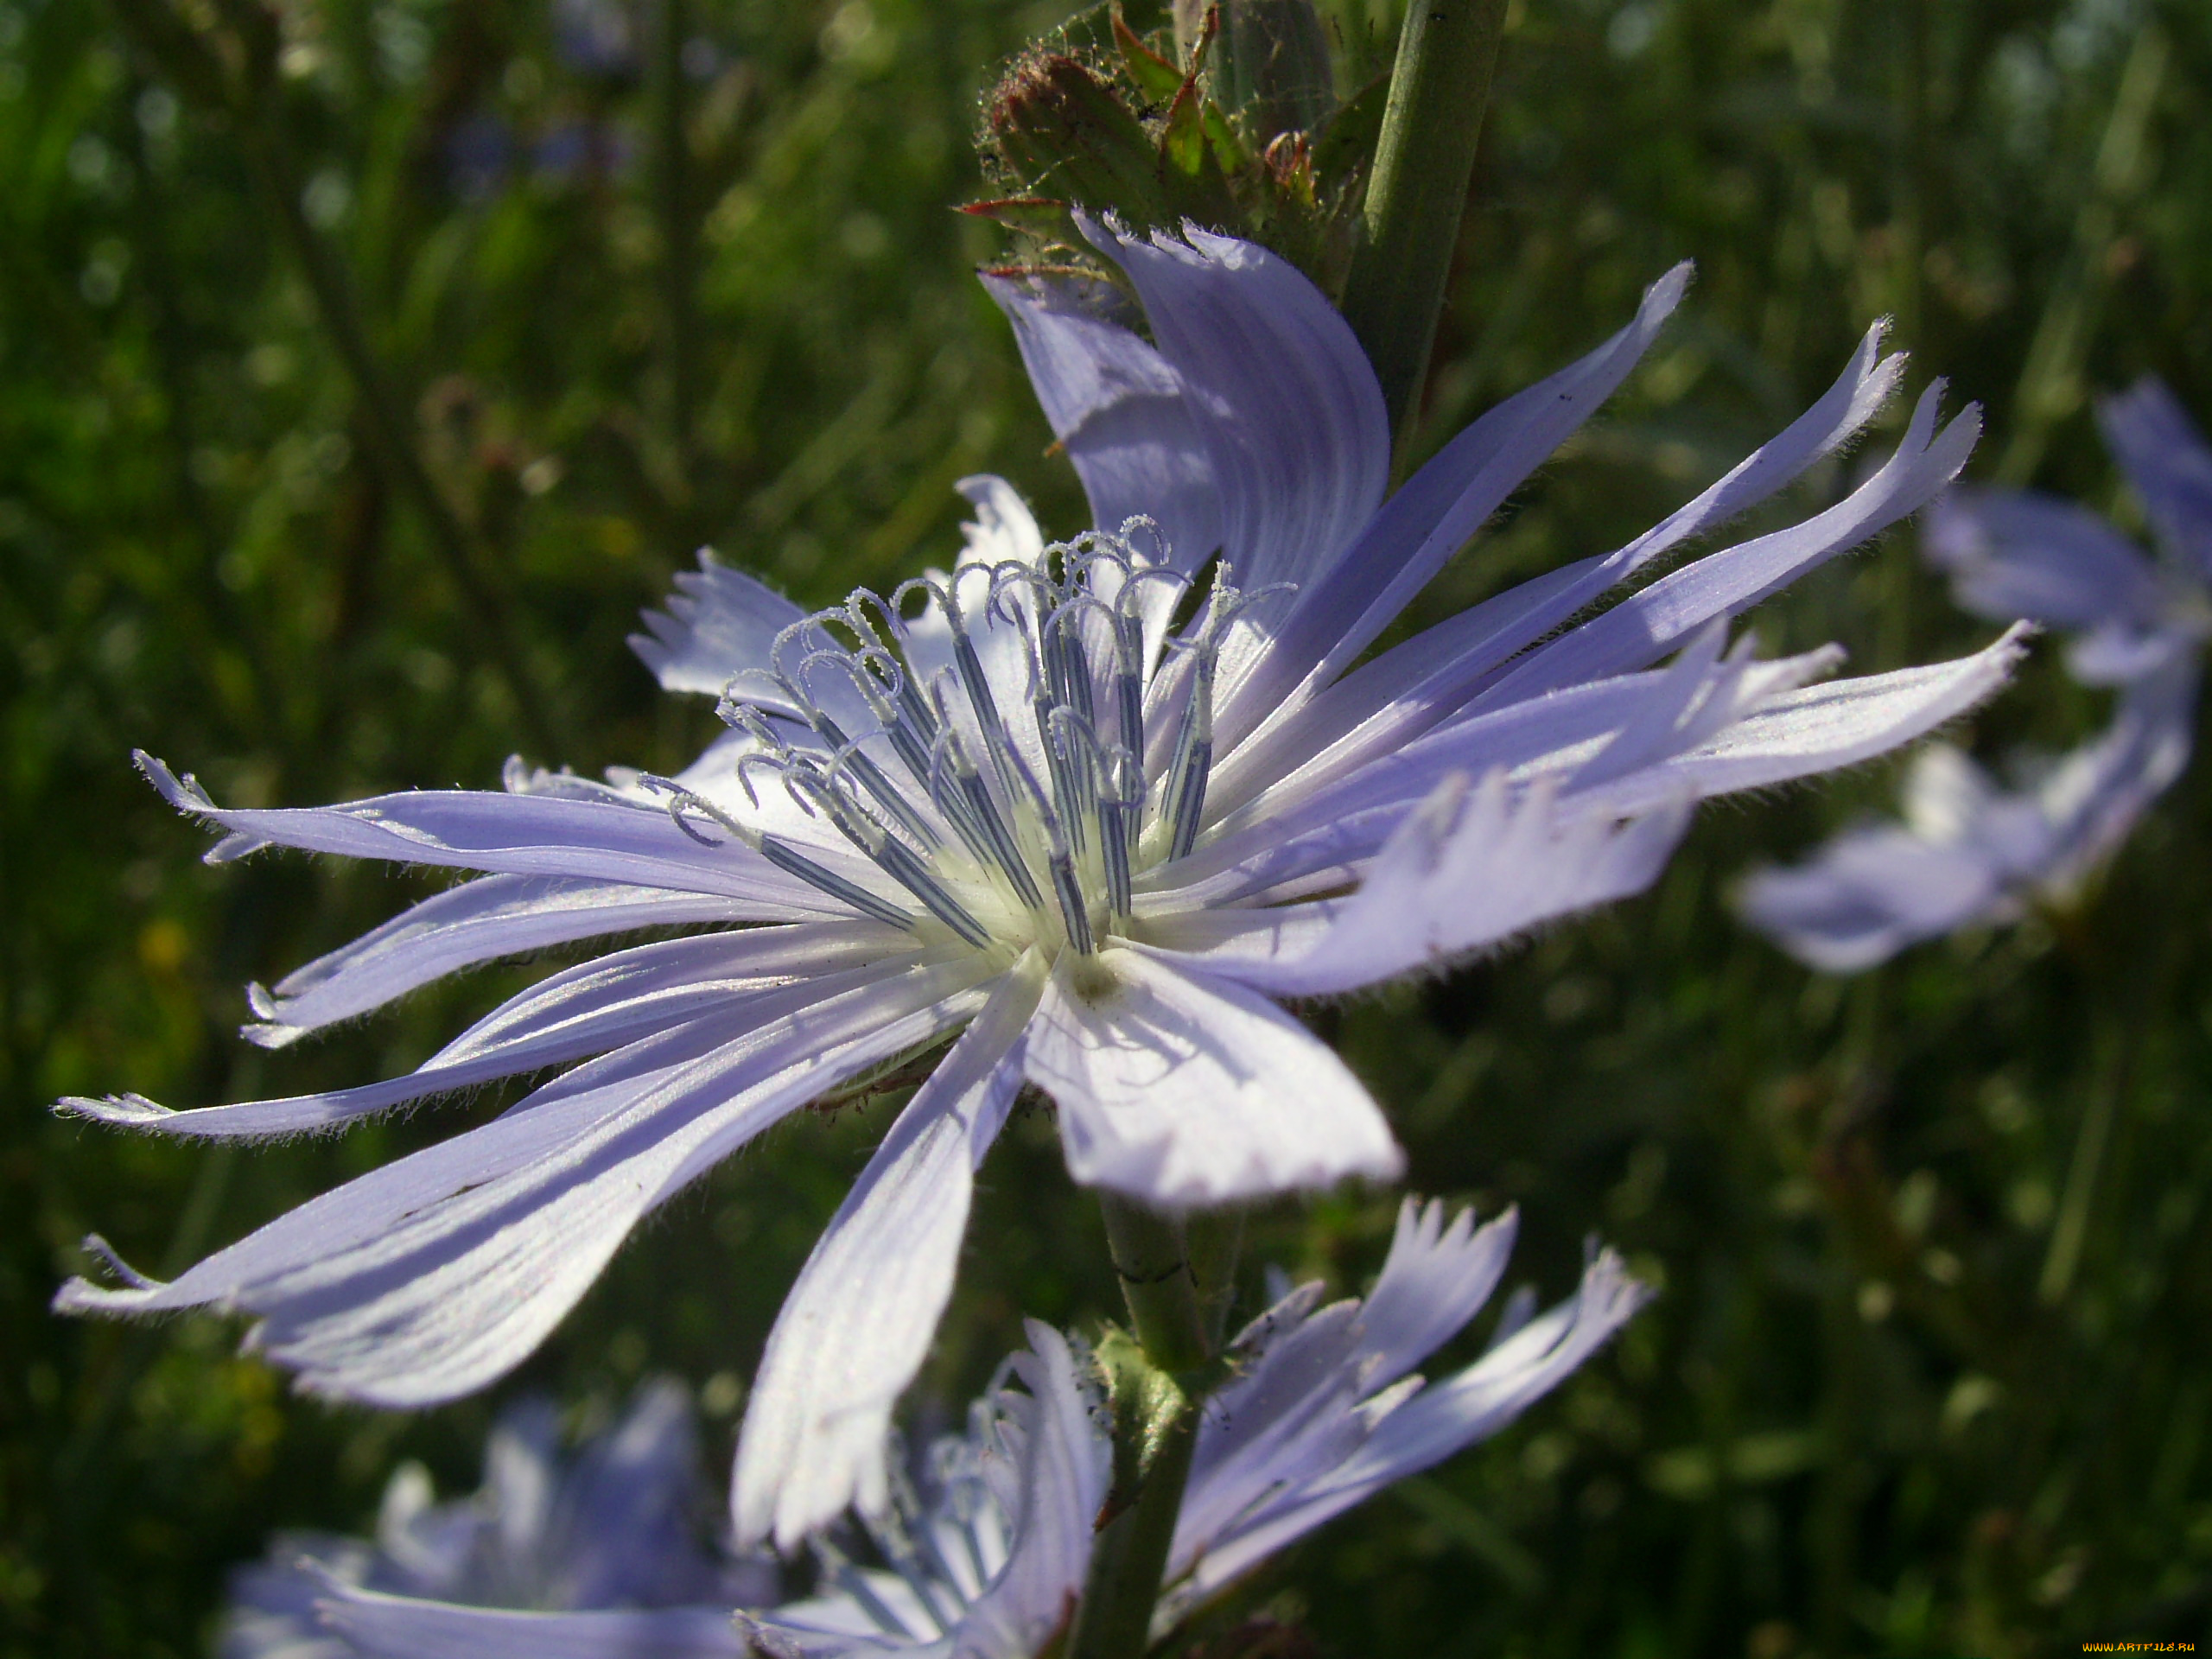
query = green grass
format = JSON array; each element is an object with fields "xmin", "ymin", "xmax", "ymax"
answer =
[{"xmin": 3, "ymin": 1, "xmax": 2209, "ymax": 1654}]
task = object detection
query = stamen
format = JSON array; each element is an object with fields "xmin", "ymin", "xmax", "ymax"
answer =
[
  {"xmin": 1032, "ymin": 684, "xmax": 1086, "ymax": 860},
  {"xmin": 1111, "ymin": 607, "xmax": 1146, "ymax": 786},
  {"xmin": 766, "ymin": 611, "xmax": 849, "ymax": 689},
  {"xmin": 636, "ymin": 776, "xmax": 918, "ymax": 932},
  {"xmin": 986, "ymin": 577, "xmax": 1090, "ymax": 864},
  {"xmin": 811, "ymin": 1538, "xmax": 931, "ymax": 1640},
  {"xmin": 1050, "ymin": 847, "xmax": 1096, "ymax": 954},
  {"xmin": 951, "ymin": 628, "xmax": 1026, "ymax": 809},
  {"xmin": 1046, "ymin": 707, "xmax": 1119, "ymax": 895},
  {"xmin": 897, "ymin": 574, "xmax": 1030, "ymax": 814},
  {"xmin": 930, "ymin": 719, "xmax": 1045, "ymax": 912},
  {"xmin": 840, "ymin": 586, "xmax": 946, "ymax": 789},
  {"xmin": 1161, "ymin": 642, "xmax": 1216, "ymax": 861},
  {"xmin": 654, "ymin": 539, "xmax": 1258, "ymax": 959},
  {"xmin": 1050, "ymin": 607, "xmax": 1097, "ymax": 725},
  {"xmin": 1041, "ymin": 600, "xmax": 1109, "ymax": 842},
  {"xmin": 718, "ymin": 701, "xmax": 797, "ymax": 760},
  {"xmin": 906, "ymin": 1520, "xmax": 973, "ymax": 1617},
  {"xmin": 943, "ymin": 1478, "xmax": 995, "ymax": 1594},
  {"xmin": 873, "ymin": 836, "xmax": 994, "ymax": 949},
  {"xmin": 887, "ymin": 1446, "xmax": 974, "ymax": 1605},
  {"xmin": 918, "ymin": 724, "xmax": 1001, "ymax": 874},
  {"xmin": 756, "ymin": 839, "xmax": 920, "ymax": 933},
  {"xmin": 784, "ymin": 664, "xmax": 944, "ymax": 854},
  {"xmin": 985, "ymin": 561, "xmax": 1055, "ymax": 639},
  {"xmin": 785, "ymin": 765, "xmax": 994, "ymax": 949},
  {"xmin": 1000, "ymin": 734, "xmax": 1096, "ymax": 955},
  {"xmin": 861, "ymin": 1490, "xmax": 960, "ymax": 1634},
  {"xmin": 1114, "ymin": 512, "xmax": 1169, "ymax": 567},
  {"xmin": 1100, "ymin": 747, "xmax": 1141, "ymax": 919},
  {"xmin": 1153, "ymin": 569, "xmax": 1295, "ymax": 860}
]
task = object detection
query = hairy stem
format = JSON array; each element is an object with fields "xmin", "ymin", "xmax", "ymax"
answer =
[
  {"xmin": 1338, "ymin": 0, "xmax": 1510, "ymax": 452},
  {"xmin": 1066, "ymin": 1194, "xmax": 1234, "ymax": 1657}
]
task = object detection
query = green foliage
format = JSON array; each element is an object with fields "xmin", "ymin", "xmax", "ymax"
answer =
[{"xmin": 2, "ymin": 1, "xmax": 2209, "ymax": 1657}]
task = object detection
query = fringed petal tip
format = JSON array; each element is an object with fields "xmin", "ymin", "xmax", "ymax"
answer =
[
  {"xmin": 1648, "ymin": 258, "xmax": 1696, "ymax": 313},
  {"xmin": 133, "ymin": 750, "xmax": 271, "ymax": 860},
  {"xmin": 240, "ymin": 982, "xmax": 315, "ymax": 1049},
  {"xmin": 239, "ymin": 982, "xmax": 312, "ymax": 1049},
  {"xmin": 131, "ymin": 748, "xmax": 212, "ymax": 813},
  {"xmin": 1994, "ymin": 617, "xmax": 2043, "ymax": 661},
  {"xmin": 628, "ymin": 547, "xmax": 807, "ymax": 704},
  {"xmin": 1904, "ymin": 379, "xmax": 1981, "ymax": 467},
  {"xmin": 1398, "ymin": 1193, "xmax": 1520, "ymax": 1258},
  {"xmin": 1577, "ymin": 1244, "xmax": 1658, "ymax": 1330},
  {"xmin": 52, "ymin": 1235, "xmax": 167, "ymax": 1312},
  {"xmin": 55, "ymin": 1092, "xmax": 175, "ymax": 1128},
  {"xmin": 85, "ymin": 1233, "xmax": 161, "ymax": 1288}
]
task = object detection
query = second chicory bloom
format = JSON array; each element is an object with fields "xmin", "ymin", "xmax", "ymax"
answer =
[
  {"xmin": 303, "ymin": 1199, "xmax": 1649, "ymax": 1659},
  {"xmin": 1740, "ymin": 377, "xmax": 2208, "ymax": 969},
  {"xmin": 221, "ymin": 1380, "xmax": 760, "ymax": 1659},
  {"xmin": 59, "ymin": 216, "xmax": 2012, "ymax": 1550}
]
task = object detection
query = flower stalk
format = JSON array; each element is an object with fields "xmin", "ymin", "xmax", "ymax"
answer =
[
  {"xmin": 1100, "ymin": 1192, "xmax": 1213, "ymax": 1372},
  {"xmin": 1338, "ymin": 0, "xmax": 1511, "ymax": 449},
  {"xmin": 1066, "ymin": 1194, "xmax": 1226, "ymax": 1658}
]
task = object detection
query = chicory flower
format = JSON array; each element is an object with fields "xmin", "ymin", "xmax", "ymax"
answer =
[{"xmin": 59, "ymin": 217, "xmax": 2013, "ymax": 1548}]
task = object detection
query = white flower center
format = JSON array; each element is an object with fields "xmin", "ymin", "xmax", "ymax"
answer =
[{"xmin": 652, "ymin": 537, "xmax": 1287, "ymax": 961}]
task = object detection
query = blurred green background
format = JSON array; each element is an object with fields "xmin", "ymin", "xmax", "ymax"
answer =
[{"xmin": 3, "ymin": 0, "xmax": 2209, "ymax": 1653}]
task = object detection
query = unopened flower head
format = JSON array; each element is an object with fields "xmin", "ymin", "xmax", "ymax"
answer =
[{"xmin": 60, "ymin": 214, "xmax": 2014, "ymax": 1552}]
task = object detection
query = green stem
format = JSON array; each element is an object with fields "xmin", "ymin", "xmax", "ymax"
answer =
[
  {"xmin": 2038, "ymin": 1016, "xmax": 2128, "ymax": 1306},
  {"xmin": 1338, "ymin": 0, "xmax": 1510, "ymax": 451},
  {"xmin": 1100, "ymin": 1191, "xmax": 1211, "ymax": 1372},
  {"xmin": 1065, "ymin": 1363, "xmax": 1200, "ymax": 1659},
  {"xmin": 1066, "ymin": 1194, "xmax": 1230, "ymax": 1658}
]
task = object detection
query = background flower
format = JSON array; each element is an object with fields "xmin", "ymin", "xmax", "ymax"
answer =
[
  {"xmin": 292, "ymin": 1201, "xmax": 1644, "ymax": 1659},
  {"xmin": 1740, "ymin": 378, "xmax": 2209, "ymax": 969},
  {"xmin": 220, "ymin": 1378, "xmax": 766, "ymax": 1657}
]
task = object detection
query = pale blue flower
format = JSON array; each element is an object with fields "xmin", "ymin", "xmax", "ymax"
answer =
[
  {"xmin": 220, "ymin": 1379, "xmax": 765, "ymax": 1658},
  {"xmin": 58, "ymin": 217, "xmax": 2011, "ymax": 1548},
  {"xmin": 300, "ymin": 1200, "xmax": 1649, "ymax": 1659},
  {"xmin": 1740, "ymin": 377, "xmax": 2208, "ymax": 969}
]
